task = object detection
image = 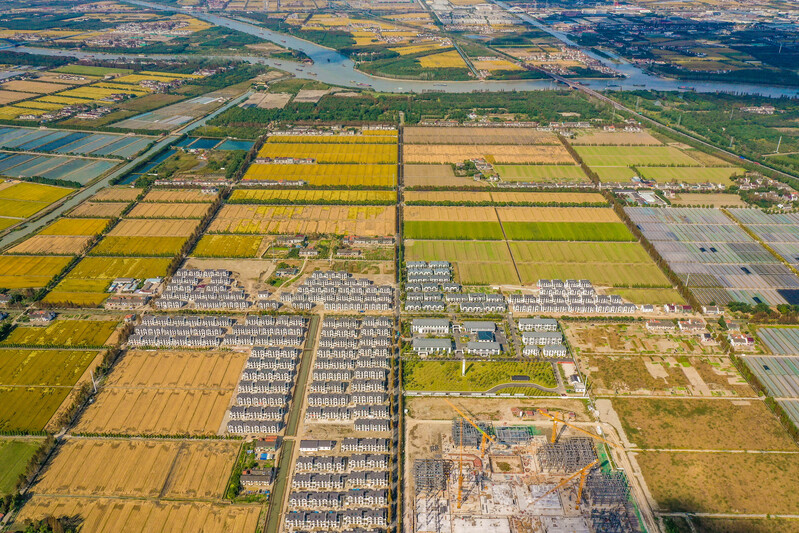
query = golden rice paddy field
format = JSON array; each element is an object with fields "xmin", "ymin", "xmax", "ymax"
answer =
[
  {"xmin": 16, "ymin": 498, "xmax": 262, "ymax": 533},
  {"xmin": 403, "ymin": 127, "xmax": 557, "ymax": 145},
  {"xmin": 403, "ymin": 144, "xmax": 573, "ymax": 164},
  {"xmin": 209, "ymin": 204, "xmax": 395, "ymax": 236},
  {"xmin": 191, "ymin": 235, "xmax": 266, "ymax": 258},
  {"xmin": 90, "ymin": 188, "xmax": 142, "ymax": 202},
  {"xmin": 75, "ymin": 350, "xmax": 245, "ymax": 436},
  {"xmin": 418, "ymin": 50, "xmax": 467, "ymax": 68},
  {"xmin": 0, "ymin": 255, "xmax": 71, "ymax": 289},
  {"xmin": 0, "ymin": 182, "xmax": 72, "ymax": 220},
  {"xmin": 142, "ymin": 189, "xmax": 217, "ymax": 203},
  {"xmin": 405, "ymin": 191, "xmax": 606, "ymax": 204},
  {"xmin": 8, "ymin": 235, "xmax": 92, "ymax": 255},
  {"xmin": 108, "ymin": 218, "xmax": 200, "ymax": 237},
  {"xmin": 571, "ymin": 130, "xmax": 663, "ymax": 145},
  {"xmin": 126, "ymin": 202, "xmax": 210, "ymax": 219},
  {"xmin": 38, "ymin": 218, "xmax": 109, "ymax": 236},
  {"xmin": 257, "ymin": 143, "xmax": 397, "ymax": 164},
  {"xmin": 69, "ymin": 201, "xmax": 130, "ymax": 218},
  {"xmin": 243, "ymin": 163, "xmax": 396, "ymax": 187},
  {"xmin": 229, "ymin": 189, "xmax": 396, "ymax": 204},
  {"xmin": 33, "ymin": 439, "xmax": 239, "ymax": 499}
]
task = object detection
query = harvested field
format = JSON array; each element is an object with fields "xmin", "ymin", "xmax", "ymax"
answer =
[
  {"xmin": 574, "ymin": 145, "xmax": 699, "ymax": 167},
  {"xmin": 638, "ymin": 451, "xmax": 799, "ymax": 514},
  {"xmin": 243, "ymin": 163, "xmax": 396, "ymax": 187},
  {"xmin": 16, "ymin": 497, "xmax": 262, "ymax": 533},
  {"xmin": 614, "ymin": 397, "xmax": 796, "ymax": 450},
  {"xmin": 69, "ymin": 201, "xmax": 129, "ymax": 218},
  {"xmin": 192, "ymin": 235, "xmax": 265, "ymax": 258},
  {"xmin": 671, "ymin": 193, "xmax": 747, "ymax": 207},
  {"xmin": 257, "ymin": 142, "xmax": 397, "ymax": 164},
  {"xmin": 3, "ymin": 320, "xmax": 117, "ymax": 348},
  {"xmin": 127, "ymin": 202, "xmax": 210, "ymax": 219},
  {"xmin": 404, "ymin": 191, "xmax": 605, "ymax": 205},
  {"xmin": 0, "ymin": 255, "xmax": 71, "ymax": 289},
  {"xmin": 0, "ymin": 91, "xmax": 36, "ymax": 105},
  {"xmin": 106, "ymin": 350, "xmax": 245, "ymax": 389},
  {"xmin": 403, "ymin": 144, "xmax": 573, "ymax": 164},
  {"xmin": 1, "ymin": 80, "xmax": 67, "ymax": 94},
  {"xmin": 405, "ymin": 206, "xmax": 498, "ymax": 221},
  {"xmin": 637, "ymin": 166, "xmax": 742, "ymax": 185},
  {"xmin": 209, "ymin": 205, "xmax": 395, "ymax": 236},
  {"xmin": 403, "ymin": 164, "xmax": 487, "ymax": 188},
  {"xmin": 90, "ymin": 236, "xmax": 187, "ymax": 256},
  {"xmin": 230, "ymin": 189, "xmax": 395, "ymax": 204},
  {"xmin": 8, "ymin": 235, "xmax": 91, "ymax": 255},
  {"xmin": 495, "ymin": 164, "xmax": 589, "ymax": 182},
  {"xmin": 108, "ymin": 218, "xmax": 200, "ymax": 237},
  {"xmin": 142, "ymin": 189, "xmax": 217, "ymax": 203},
  {"xmin": 403, "ymin": 127, "xmax": 557, "ymax": 145},
  {"xmin": 90, "ymin": 188, "xmax": 142, "ymax": 202},
  {"xmin": 405, "ymin": 191, "xmax": 492, "ymax": 203},
  {"xmin": 34, "ymin": 439, "xmax": 239, "ymax": 499},
  {"xmin": 571, "ymin": 131, "xmax": 662, "ymax": 145},
  {"xmin": 38, "ymin": 218, "xmax": 108, "ymax": 236}
]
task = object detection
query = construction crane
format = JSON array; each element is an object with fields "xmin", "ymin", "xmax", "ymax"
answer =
[
  {"xmin": 445, "ymin": 398, "xmax": 496, "ymax": 458},
  {"xmin": 531, "ymin": 459, "xmax": 599, "ymax": 509},
  {"xmin": 537, "ymin": 409, "xmax": 616, "ymax": 448}
]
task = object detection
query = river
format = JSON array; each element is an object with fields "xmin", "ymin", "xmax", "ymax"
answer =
[{"xmin": 16, "ymin": 0, "xmax": 799, "ymax": 98}]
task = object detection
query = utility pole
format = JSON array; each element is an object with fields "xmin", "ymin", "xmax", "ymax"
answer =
[
  {"xmin": 635, "ymin": 96, "xmax": 640, "ymax": 112},
  {"xmin": 777, "ymin": 136, "xmax": 782, "ymax": 154},
  {"xmin": 729, "ymin": 136, "xmax": 734, "ymax": 150},
  {"xmin": 676, "ymin": 113, "xmax": 682, "ymax": 126}
]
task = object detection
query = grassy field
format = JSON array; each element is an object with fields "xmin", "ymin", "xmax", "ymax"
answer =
[
  {"xmin": 0, "ymin": 255, "xmax": 71, "ymax": 289},
  {"xmin": 591, "ymin": 166, "xmax": 638, "ymax": 182},
  {"xmin": 192, "ymin": 235, "xmax": 264, "ymax": 258},
  {"xmin": 508, "ymin": 241, "xmax": 651, "ymax": 263},
  {"xmin": 495, "ymin": 164, "xmax": 589, "ymax": 182},
  {"xmin": 575, "ymin": 145, "xmax": 700, "ymax": 167},
  {"xmin": 637, "ymin": 166, "xmax": 742, "ymax": 184},
  {"xmin": 456, "ymin": 262, "xmax": 520, "ymax": 285},
  {"xmin": 404, "ymin": 221, "xmax": 504, "ymax": 240},
  {"xmin": 403, "ymin": 361, "xmax": 557, "ymax": 391},
  {"xmin": 90, "ymin": 236, "xmax": 187, "ymax": 257},
  {"xmin": 4, "ymin": 321, "xmax": 117, "ymax": 348},
  {"xmin": 243, "ymin": 163, "xmax": 397, "ymax": 187},
  {"xmin": 0, "ymin": 438, "xmax": 43, "ymax": 495},
  {"xmin": 614, "ymin": 398, "xmax": 797, "ymax": 450},
  {"xmin": 638, "ymin": 451, "xmax": 799, "ymax": 514},
  {"xmin": 501, "ymin": 222, "xmax": 634, "ymax": 241},
  {"xmin": 516, "ymin": 262, "xmax": 667, "ymax": 287}
]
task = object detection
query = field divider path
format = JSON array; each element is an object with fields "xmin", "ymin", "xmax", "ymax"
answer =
[
  {"xmin": 493, "ymin": 206, "xmax": 522, "ymax": 285},
  {"xmin": 722, "ymin": 208, "xmax": 799, "ymax": 278}
]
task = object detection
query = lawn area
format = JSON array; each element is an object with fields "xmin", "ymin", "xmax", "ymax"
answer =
[
  {"xmin": 404, "ymin": 221, "xmax": 505, "ymax": 240},
  {"xmin": 614, "ymin": 398, "xmax": 797, "ymax": 450},
  {"xmin": 638, "ymin": 451, "xmax": 799, "ymax": 514},
  {"xmin": 403, "ymin": 361, "xmax": 557, "ymax": 391},
  {"xmin": 0, "ymin": 438, "xmax": 44, "ymax": 495},
  {"xmin": 3, "ymin": 321, "xmax": 117, "ymax": 348},
  {"xmin": 502, "ymin": 222, "xmax": 634, "ymax": 241}
]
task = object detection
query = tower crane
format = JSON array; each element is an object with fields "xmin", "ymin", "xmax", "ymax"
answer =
[
  {"xmin": 531, "ymin": 459, "xmax": 599, "ymax": 509},
  {"xmin": 444, "ymin": 398, "xmax": 496, "ymax": 458},
  {"xmin": 537, "ymin": 409, "xmax": 616, "ymax": 448}
]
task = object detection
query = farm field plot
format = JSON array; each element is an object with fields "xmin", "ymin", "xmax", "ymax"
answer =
[
  {"xmin": 230, "ymin": 189, "xmax": 396, "ymax": 204},
  {"xmin": 38, "ymin": 218, "xmax": 109, "ymax": 236},
  {"xmin": 757, "ymin": 327, "xmax": 799, "ymax": 355},
  {"xmin": 637, "ymin": 451, "xmax": 799, "ymax": 514},
  {"xmin": 515, "ymin": 262, "xmax": 665, "ymax": 287},
  {"xmin": 244, "ymin": 163, "xmax": 396, "ymax": 187},
  {"xmin": 495, "ymin": 164, "xmax": 589, "ymax": 183},
  {"xmin": 91, "ymin": 236, "xmax": 187, "ymax": 257},
  {"xmin": 637, "ymin": 166, "xmax": 741, "ymax": 184},
  {"xmin": 744, "ymin": 356, "xmax": 799, "ymax": 397},
  {"xmin": 405, "ymin": 206, "xmax": 498, "ymax": 221},
  {"xmin": 3, "ymin": 320, "xmax": 117, "ymax": 348},
  {"xmin": 8, "ymin": 235, "xmax": 92, "ymax": 255},
  {"xmin": 509, "ymin": 241, "xmax": 653, "ymax": 264},
  {"xmin": 591, "ymin": 166, "xmax": 637, "ymax": 182},
  {"xmin": 403, "ymin": 164, "xmax": 485, "ymax": 188},
  {"xmin": 127, "ymin": 202, "xmax": 210, "ymax": 219},
  {"xmin": 0, "ymin": 255, "xmax": 71, "ymax": 289},
  {"xmin": 405, "ymin": 191, "xmax": 605, "ymax": 205},
  {"xmin": 69, "ymin": 201, "xmax": 129, "ymax": 218},
  {"xmin": 496, "ymin": 206, "xmax": 622, "ymax": 223},
  {"xmin": 418, "ymin": 50, "xmax": 468, "ymax": 68},
  {"xmin": 0, "ymin": 388, "xmax": 71, "ymax": 433},
  {"xmin": 34, "ymin": 439, "xmax": 239, "ymax": 499},
  {"xmin": 0, "ymin": 349, "xmax": 98, "ymax": 387},
  {"xmin": 671, "ymin": 193, "xmax": 747, "ymax": 207},
  {"xmin": 0, "ymin": 182, "xmax": 71, "ymax": 220},
  {"xmin": 403, "ymin": 361, "xmax": 556, "ymax": 391},
  {"xmin": 112, "ymin": 93, "xmax": 231, "ymax": 131},
  {"xmin": 574, "ymin": 145, "xmax": 700, "ymax": 167},
  {"xmin": 142, "ymin": 189, "xmax": 217, "ymax": 203},
  {"xmin": 0, "ymin": 438, "xmax": 44, "ymax": 495},
  {"xmin": 108, "ymin": 218, "xmax": 200, "ymax": 237},
  {"xmin": 405, "ymin": 191, "xmax": 492, "ymax": 203},
  {"xmin": 403, "ymin": 127, "xmax": 557, "ymax": 145},
  {"xmin": 16, "ymin": 497, "xmax": 262, "ymax": 533},
  {"xmin": 90, "ymin": 187, "xmax": 142, "ymax": 202},
  {"xmin": 405, "ymin": 240, "xmax": 519, "ymax": 284},
  {"xmin": 267, "ymin": 134, "xmax": 396, "ymax": 144},
  {"xmin": 403, "ymin": 144, "xmax": 573, "ymax": 164},
  {"xmin": 612, "ymin": 288, "xmax": 685, "ymax": 305},
  {"xmin": 209, "ymin": 204, "xmax": 396, "ymax": 236},
  {"xmin": 257, "ymin": 142, "xmax": 397, "ymax": 164},
  {"xmin": 502, "ymin": 221, "xmax": 634, "ymax": 241},
  {"xmin": 192, "ymin": 235, "xmax": 265, "ymax": 258},
  {"xmin": 571, "ymin": 130, "xmax": 662, "ymax": 145},
  {"xmin": 405, "ymin": 221, "xmax": 503, "ymax": 240},
  {"xmin": 105, "ymin": 350, "xmax": 245, "ymax": 389},
  {"xmin": 613, "ymin": 397, "xmax": 796, "ymax": 450},
  {"xmin": 455, "ymin": 262, "xmax": 520, "ymax": 285}
]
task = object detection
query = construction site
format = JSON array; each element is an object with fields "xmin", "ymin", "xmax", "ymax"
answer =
[{"xmin": 409, "ymin": 402, "xmax": 641, "ymax": 533}]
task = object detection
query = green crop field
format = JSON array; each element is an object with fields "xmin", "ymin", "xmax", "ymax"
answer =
[
  {"xmin": 90, "ymin": 236, "xmax": 187, "ymax": 257},
  {"xmin": 591, "ymin": 166, "xmax": 637, "ymax": 182},
  {"xmin": 502, "ymin": 222, "xmax": 634, "ymax": 241},
  {"xmin": 575, "ymin": 145, "xmax": 700, "ymax": 167},
  {"xmin": 613, "ymin": 288, "xmax": 685, "ymax": 305},
  {"xmin": 0, "ymin": 438, "xmax": 44, "ymax": 494},
  {"xmin": 403, "ymin": 361, "xmax": 557, "ymax": 391},
  {"xmin": 495, "ymin": 164, "xmax": 589, "ymax": 182},
  {"xmin": 3, "ymin": 321, "xmax": 117, "ymax": 348},
  {"xmin": 636, "ymin": 166, "xmax": 742, "ymax": 184},
  {"xmin": 0, "ymin": 349, "xmax": 98, "ymax": 385},
  {"xmin": 193, "ymin": 235, "xmax": 264, "ymax": 258},
  {"xmin": 516, "ymin": 263, "xmax": 669, "ymax": 287},
  {"xmin": 404, "ymin": 221, "xmax": 504, "ymax": 240},
  {"xmin": 457, "ymin": 262, "xmax": 520, "ymax": 285},
  {"xmin": 406, "ymin": 240, "xmax": 512, "ymax": 262},
  {"xmin": 508, "ymin": 241, "xmax": 652, "ymax": 263},
  {"xmin": 0, "ymin": 387, "xmax": 71, "ymax": 432}
]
